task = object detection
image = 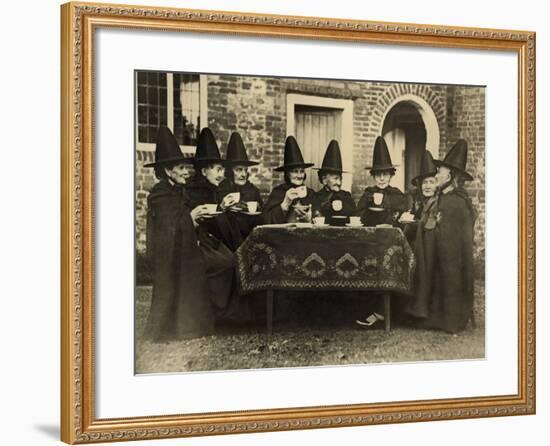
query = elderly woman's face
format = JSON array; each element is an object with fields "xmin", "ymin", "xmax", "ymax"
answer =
[
  {"xmin": 322, "ymin": 173, "xmax": 342, "ymax": 192},
  {"xmin": 436, "ymin": 166, "xmax": 452, "ymax": 187},
  {"xmin": 202, "ymin": 163, "xmax": 225, "ymax": 187},
  {"xmin": 164, "ymin": 162, "xmax": 194, "ymax": 185},
  {"xmin": 232, "ymin": 165, "xmax": 248, "ymax": 186},
  {"xmin": 288, "ymin": 167, "xmax": 306, "ymax": 186},
  {"xmin": 421, "ymin": 176, "xmax": 437, "ymax": 197}
]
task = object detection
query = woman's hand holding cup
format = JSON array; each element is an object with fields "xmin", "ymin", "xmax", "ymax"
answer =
[
  {"xmin": 281, "ymin": 188, "xmax": 300, "ymax": 211},
  {"xmin": 220, "ymin": 193, "xmax": 238, "ymax": 210}
]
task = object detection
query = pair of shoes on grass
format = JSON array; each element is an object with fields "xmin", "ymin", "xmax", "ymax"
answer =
[{"xmin": 355, "ymin": 312, "xmax": 384, "ymax": 328}]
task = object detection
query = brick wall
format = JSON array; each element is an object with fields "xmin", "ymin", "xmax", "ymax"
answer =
[
  {"xmin": 135, "ymin": 75, "xmax": 485, "ymax": 270},
  {"xmin": 136, "ymin": 150, "xmax": 156, "ymax": 253}
]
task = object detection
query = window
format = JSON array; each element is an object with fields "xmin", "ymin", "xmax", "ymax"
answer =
[
  {"xmin": 137, "ymin": 72, "xmax": 168, "ymax": 144},
  {"xmin": 135, "ymin": 71, "xmax": 207, "ymax": 152},
  {"xmin": 173, "ymin": 73, "xmax": 201, "ymax": 146},
  {"xmin": 286, "ymin": 94, "xmax": 354, "ymax": 192}
]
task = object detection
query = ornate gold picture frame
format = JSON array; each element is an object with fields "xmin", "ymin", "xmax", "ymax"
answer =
[{"xmin": 60, "ymin": 2, "xmax": 535, "ymax": 443}]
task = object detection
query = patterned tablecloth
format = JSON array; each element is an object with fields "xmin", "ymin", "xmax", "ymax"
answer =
[{"xmin": 236, "ymin": 224, "xmax": 415, "ymax": 294}]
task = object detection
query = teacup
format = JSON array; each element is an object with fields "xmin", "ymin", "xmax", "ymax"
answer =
[
  {"xmin": 296, "ymin": 185, "xmax": 307, "ymax": 198},
  {"xmin": 373, "ymin": 192, "xmax": 384, "ymax": 206},
  {"xmin": 349, "ymin": 216, "xmax": 362, "ymax": 226},
  {"xmin": 204, "ymin": 203, "xmax": 218, "ymax": 213},
  {"xmin": 313, "ymin": 216, "xmax": 326, "ymax": 226},
  {"xmin": 246, "ymin": 201, "xmax": 258, "ymax": 213},
  {"xmin": 332, "ymin": 200, "xmax": 343, "ymax": 211}
]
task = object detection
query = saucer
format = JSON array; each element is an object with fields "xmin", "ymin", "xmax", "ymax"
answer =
[
  {"xmin": 346, "ymin": 223, "xmax": 363, "ymax": 227},
  {"xmin": 313, "ymin": 223, "xmax": 329, "ymax": 227},
  {"xmin": 368, "ymin": 207, "xmax": 385, "ymax": 212},
  {"xmin": 241, "ymin": 211, "xmax": 261, "ymax": 216}
]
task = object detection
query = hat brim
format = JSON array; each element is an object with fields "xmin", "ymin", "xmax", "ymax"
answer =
[
  {"xmin": 144, "ymin": 156, "xmax": 195, "ymax": 168},
  {"xmin": 274, "ymin": 162, "xmax": 315, "ymax": 172},
  {"xmin": 225, "ymin": 160, "xmax": 259, "ymax": 167},
  {"xmin": 194, "ymin": 157, "xmax": 230, "ymax": 166},
  {"xmin": 313, "ymin": 167, "xmax": 348, "ymax": 174},
  {"xmin": 367, "ymin": 165, "xmax": 397, "ymax": 174},
  {"xmin": 411, "ymin": 171, "xmax": 437, "ymax": 187},
  {"xmin": 433, "ymin": 160, "xmax": 474, "ymax": 181}
]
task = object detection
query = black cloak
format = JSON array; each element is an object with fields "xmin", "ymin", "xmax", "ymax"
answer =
[
  {"xmin": 144, "ymin": 180, "xmax": 215, "ymax": 341},
  {"xmin": 218, "ymin": 179, "xmax": 264, "ymax": 239},
  {"xmin": 185, "ymin": 175, "xmax": 244, "ymax": 251},
  {"xmin": 357, "ymin": 185, "xmax": 408, "ymax": 226},
  {"xmin": 311, "ymin": 188, "xmax": 357, "ymax": 219},
  {"xmin": 262, "ymin": 183, "xmax": 315, "ymax": 224}
]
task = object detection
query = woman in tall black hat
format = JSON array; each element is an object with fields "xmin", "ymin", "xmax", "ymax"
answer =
[
  {"xmin": 186, "ymin": 127, "xmax": 243, "ymax": 251},
  {"xmin": 418, "ymin": 138, "xmax": 477, "ymax": 333},
  {"xmin": 311, "ymin": 140, "xmax": 357, "ymax": 223},
  {"xmin": 218, "ymin": 132, "xmax": 264, "ymax": 239},
  {"xmin": 143, "ymin": 126, "xmax": 215, "ymax": 342},
  {"xmin": 400, "ymin": 150, "xmax": 439, "ymax": 243},
  {"xmin": 357, "ymin": 136, "xmax": 408, "ymax": 227},
  {"xmin": 183, "ymin": 127, "xmax": 247, "ymax": 321},
  {"xmin": 355, "ymin": 136, "xmax": 408, "ymax": 329},
  {"xmin": 402, "ymin": 150, "xmax": 440, "ymax": 321},
  {"xmin": 263, "ymin": 136, "xmax": 315, "ymax": 224}
]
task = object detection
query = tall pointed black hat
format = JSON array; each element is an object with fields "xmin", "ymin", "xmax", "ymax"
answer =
[
  {"xmin": 225, "ymin": 132, "xmax": 259, "ymax": 166},
  {"xmin": 314, "ymin": 140, "xmax": 347, "ymax": 174},
  {"xmin": 434, "ymin": 139, "xmax": 473, "ymax": 181},
  {"xmin": 411, "ymin": 150, "xmax": 437, "ymax": 186},
  {"xmin": 274, "ymin": 136, "xmax": 314, "ymax": 172},
  {"xmin": 367, "ymin": 136, "xmax": 396, "ymax": 173},
  {"xmin": 144, "ymin": 126, "xmax": 193, "ymax": 167},
  {"xmin": 195, "ymin": 127, "xmax": 226, "ymax": 165}
]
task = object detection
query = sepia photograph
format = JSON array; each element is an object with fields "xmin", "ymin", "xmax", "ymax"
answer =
[{"xmin": 134, "ymin": 70, "xmax": 485, "ymax": 374}]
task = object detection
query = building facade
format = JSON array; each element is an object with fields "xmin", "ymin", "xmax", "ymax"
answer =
[{"xmin": 135, "ymin": 72, "xmax": 485, "ymax": 272}]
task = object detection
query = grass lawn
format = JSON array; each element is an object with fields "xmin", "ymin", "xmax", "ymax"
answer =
[{"xmin": 135, "ymin": 282, "xmax": 485, "ymax": 374}]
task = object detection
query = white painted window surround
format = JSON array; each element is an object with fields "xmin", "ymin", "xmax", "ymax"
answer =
[{"xmin": 286, "ymin": 93, "xmax": 354, "ymax": 191}]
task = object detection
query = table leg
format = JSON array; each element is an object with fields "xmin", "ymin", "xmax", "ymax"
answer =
[
  {"xmin": 266, "ymin": 289, "xmax": 274, "ymax": 340},
  {"xmin": 383, "ymin": 292, "xmax": 391, "ymax": 332}
]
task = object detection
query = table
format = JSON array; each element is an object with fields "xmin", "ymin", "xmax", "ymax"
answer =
[{"xmin": 236, "ymin": 224, "xmax": 415, "ymax": 335}]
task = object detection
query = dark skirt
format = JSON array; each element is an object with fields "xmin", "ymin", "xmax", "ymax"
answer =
[{"xmin": 197, "ymin": 227, "xmax": 235, "ymax": 312}]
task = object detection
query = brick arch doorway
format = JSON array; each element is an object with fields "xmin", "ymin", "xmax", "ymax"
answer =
[{"xmin": 380, "ymin": 94, "xmax": 440, "ymax": 191}]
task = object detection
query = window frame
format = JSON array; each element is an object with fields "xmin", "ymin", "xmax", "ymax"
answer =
[{"xmin": 135, "ymin": 72, "xmax": 208, "ymax": 155}]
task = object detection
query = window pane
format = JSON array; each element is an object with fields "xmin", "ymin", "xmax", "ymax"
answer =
[
  {"xmin": 173, "ymin": 73, "xmax": 201, "ymax": 146},
  {"xmin": 136, "ymin": 71, "xmax": 168, "ymax": 143}
]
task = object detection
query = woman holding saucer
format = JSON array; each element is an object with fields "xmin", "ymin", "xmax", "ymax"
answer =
[
  {"xmin": 263, "ymin": 136, "xmax": 315, "ymax": 224},
  {"xmin": 357, "ymin": 136, "xmax": 408, "ymax": 227},
  {"xmin": 311, "ymin": 140, "xmax": 357, "ymax": 225},
  {"xmin": 218, "ymin": 131, "xmax": 264, "ymax": 240},
  {"xmin": 186, "ymin": 127, "xmax": 243, "ymax": 251}
]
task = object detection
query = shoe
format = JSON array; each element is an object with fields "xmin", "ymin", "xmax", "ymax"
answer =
[{"xmin": 355, "ymin": 312, "xmax": 385, "ymax": 328}]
